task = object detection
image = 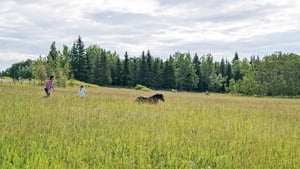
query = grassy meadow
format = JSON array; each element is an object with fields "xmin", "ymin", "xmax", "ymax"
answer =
[{"xmin": 0, "ymin": 83, "xmax": 300, "ymax": 169}]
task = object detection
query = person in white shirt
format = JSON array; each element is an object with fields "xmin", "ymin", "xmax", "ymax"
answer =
[{"xmin": 78, "ymin": 85, "xmax": 86, "ymax": 98}]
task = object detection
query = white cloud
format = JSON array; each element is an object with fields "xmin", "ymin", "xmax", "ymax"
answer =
[
  {"xmin": 0, "ymin": 52, "xmax": 37, "ymax": 71},
  {"xmin": 0, "ymin": 52, "xmax": 36, "ymax": 61},
  {"xmin": 0, "ymin": 0, "xmax": 300, "ymax": 71}
]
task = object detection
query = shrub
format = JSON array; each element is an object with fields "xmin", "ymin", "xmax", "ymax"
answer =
[{"xmin": 134, "ymin": 84, "xmax": 152, "ymax": 91}]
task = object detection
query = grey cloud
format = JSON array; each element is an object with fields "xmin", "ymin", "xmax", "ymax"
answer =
[
  {"xmin": 200, "ymin": 7, "xmax": 277, "ymax": 23},
  {"xmin": 159, "ymin": 0, "xmax": 229, "ymax": 7},
  {"xmin": 0, "ymin": 0, "xmax": 299, "ymax": 71},
  {"xmin": 85, "ymin": 11, "xmax": 165, "ymax": 34},
  {"xmin": 86, "ymin": 11, "xmax": 153, "ymax": 25},
  {"xmin": 237, "ymin": 29, "xmax": 300, "ymax": 54}
]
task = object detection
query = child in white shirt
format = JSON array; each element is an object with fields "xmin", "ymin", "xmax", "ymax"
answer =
[{"xmin": 78, "ymin": 85, "xmax": 86, "ymax": 98}]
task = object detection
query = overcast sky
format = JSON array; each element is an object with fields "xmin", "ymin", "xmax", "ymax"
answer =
[{"xmin": 1, "ymin": 0, "xmax": 300, "ymax": 71}]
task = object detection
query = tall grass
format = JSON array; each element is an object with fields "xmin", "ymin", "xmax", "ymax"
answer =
[{"xmin": 0, "ymin": 83, "xmax": 300, "ymax": 168}]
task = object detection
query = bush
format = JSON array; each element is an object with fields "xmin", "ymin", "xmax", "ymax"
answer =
[{"xmin": 134, "ymin": 84, "xmax": 152, "ymax": 91}]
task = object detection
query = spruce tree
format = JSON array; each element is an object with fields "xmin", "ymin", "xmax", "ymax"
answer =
[
  {"xmin": 220, "ymin": 58, "xmax": 226, "ymax": 77},
  {"xmin": 233, "ymin": 52, "xmax": 239, "ymax": 62},
  {"xmin": 193, "ymin": 53, "xmax": 202, "ymax": 91},
  {"xmin": 174, "ymin": 52, "xmax": 198, "ymax": 91},
  {"xmin": 162, "ymin": 56, "xmax": 176, "ymax": 89},
  {"xmin": 152, "ymin": 58, "xmax": 162, "ymax": 89},
  {"xmin": 122, "ymin": 51, "xmax": 130, "ymax": 86},
  {"xmin": 129, "ymin": 57, "xmax": 139, "ymax": 86},
  {"xmin": 112, "ymin": 57, "xmax": 122, "ymax": 86},
  {"xmin": 76, "ymin": 36, "xmax": 87, "ymax": 82},
  {"xmin": 200, "ymin": 54, "xmax": 215, "ymax": 92},
  {"xmin": 225, "ymin": 59, "xmax": 233, "ymax": 88},
  {"xmin": 138, "ymin": 51, "xmax": 147, "ymax": 85},
  {"xmin": 70, "ymin": 42, "xmax": 79, "ymax": 79},
  {"xmin": 46, "ymin": 41, "xmax": 58, "ymax": 75},
  {"xmin": 93, "ymin": 55, "xmax": 102, "ymax": 85},
  {"xmin": 145, "ymin": 50, "xmax": 154, "ymax": 87},
  {"xmin": 69, "ymin": 36, "xmax": 88, "ymax": 82},
  {"xmin": 98, "ymin": 52, "xmax": 112, "ymax": 85}
]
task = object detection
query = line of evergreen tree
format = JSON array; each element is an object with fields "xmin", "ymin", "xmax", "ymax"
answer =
[{"xmin": 2, "ymin": 36, "xmax": 300, "ymax": 96}]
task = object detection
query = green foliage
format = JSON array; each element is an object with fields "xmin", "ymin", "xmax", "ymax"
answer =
[
  {"xmin": 122, "ymin": 51, "xmax": 130, "ymax": 86},
  {"xmin": 138, "ymin": 51, "xmax": 147, "ymax": 86},
  {"xmin": 235, "ymin": 73, "xmax": 261, "ymax": 95},
  {"xmin": 200, "ymin": 54, "xmax": 215, "ymax": 92},
  {"xmin": 232, "ymin": 59, "xmax": 242, "ymax": 81},
  {"xmin": 162, "ymin": 56, "xmax": 176, "ymax": 89},
  {"xmin": 93, "ymin": 55, "xmax": 102, "ymax": 85},
  {"xmin": 55, "ymin": 68, "xmax": 67, "ymax": 87},
  {"xmin": 134, "ymin": 84, "xmax": 152, "ymax": 91},
  {"xmin": 192, "ymin": 53, "xmax": 202, "ymax": 91},
  {"xmin": 252, "ymin": 53, "xmax": 300, "ymax": 96},
  {"xmin": 67, "ymin": 79, "xmax": 99, "ymax": 88},
  {"xmin": 225, "ymin": 60, "xmax": 233, "ymax": 86},
  {"xmin": 227, "ymin": 79, "xmax": 238, "ymax": 94},
  {"xmin": 209, "ymin": 73, "xmax": 226, "ymax": 92},
  {"xmin": 32, "ymin": 56, "xmax": 47, "ymax": 85},
  {"xmin": 174, "ymin": 52, "xmax": 198, "ymax": 91},
  {"xmin": 112, "ymin": 57, "xmax": 122, "ymax": 86},
  {"xmin": 3, "ymin": 35, "xmax": 300, "ymax": 96},
  {"xmin": 43, "ymin": 41, "xmax": 69, "ymax": 87},
  {"xmin": 6, "ymin": 59, "xmax": 33, "ymax": 80},
  {"xmin": 70, "ymin": 36, "xmax": 88, "ymax": 82},
  {"xmin": 128, "ymin": 57, "xmax": 139, "ymax": 86},
  {"xmin": 96, "ymin": 52, "xmax": 112, "ymax": 85},
  {"xmin": 151, "ymin": 58, "xmax": 163, "ymax": 89}
]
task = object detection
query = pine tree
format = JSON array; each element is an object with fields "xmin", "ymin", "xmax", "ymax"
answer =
[
  {"xmin": 69, "ymin": 36, "xmax": 88, "ymax": 82},
  {"xmin": 152, "ymin": 58, "xmax": 162, "ymax": 89},
  {"xmin": 70, "ymin": 42, "xmax": 79, "ymax": 79},
  {"xmin": 129, "ymin": 57, "xmax": 139, "ymax": 86},
  {"xmin": 86, "ymin": 45, "xmax": 103, "ymax": 83},
  {"xmin": 138, "ymin": 51, "xmax": 147, "ymax": 85},
  {"xmin": 162, "ymin": 56, "xmax": 176, "ymax": 89},
  {"xmin": 98, "ymin": 52, "xmax": 112, "ymax": 85},
  {"xmin": 193, "ymin": 53, "xmax": 202, "ymax": 91},
  {"xmin": 225, "ymin": 59, "xmax": 233, "ymax": 88},
  {"xmin": 122, "ymin": 51, "xmax": 130, "ymax": 86},
  {"xmin": 46, "ymin": 41, "xmax": 58, "ymax": 75},
  {"xmin": 76, "ymin": 36, "xmax": 87, "ymax": 82},
  {"xmin": 200, "ymin": 54, "xmax": 215, "ymax": 92},
  {"xmin": 145, "ymin": 50, "xmax": 154, "ymax": 87},
  {"xmin": 174, "ymin": 52, "xmax": 198, "ymax": 91},
  {"xmin": 220, "ymin": 58, "xmax": 226, "ymax": 77},
  {"xmin": 112, "ymin": 57, "xmax": 122, "ymax": 86},
  {"xmin": 233, "ymin": 52, "xmax": 239, "ymax": 62},
  {"xmin": 232, "ymin": 60, "xmax": 242, "ymax": 81},
  {"xmin": 93, "ymin": 55, "xmax": 102, "ymax": 85},
  {"xmin": 48, "ymin": 42, "xmax": 58, "ymax": 63}
]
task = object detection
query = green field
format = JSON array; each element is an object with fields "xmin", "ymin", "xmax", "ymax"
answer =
[{"xmin": 0, "ymin": 84, "xmax": 300, "ymax": 169}]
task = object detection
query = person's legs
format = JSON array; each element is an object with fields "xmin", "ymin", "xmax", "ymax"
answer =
[{"xmin": 44, "ymin": 88, "xmax": 50, "ymax": 96}]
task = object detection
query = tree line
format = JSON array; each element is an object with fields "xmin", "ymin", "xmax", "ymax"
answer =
[{"xmin": 1, "ymin": 36, "xmax": 300, "ymax": 96}]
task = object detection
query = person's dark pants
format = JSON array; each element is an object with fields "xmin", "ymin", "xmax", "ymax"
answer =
[{"xmin": 44, "ymin": 88, "xmax": 50, "ymax": 96}]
